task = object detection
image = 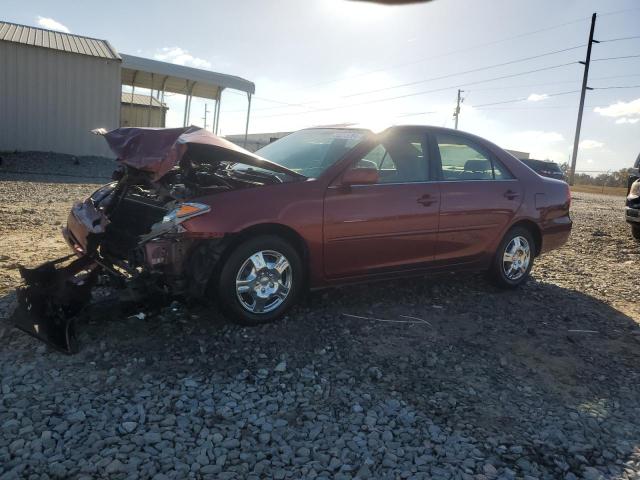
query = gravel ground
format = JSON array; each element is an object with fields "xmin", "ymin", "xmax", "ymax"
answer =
[{"xmin": 1, "ymin": 155, "xmax": 639, "ymax": 480}]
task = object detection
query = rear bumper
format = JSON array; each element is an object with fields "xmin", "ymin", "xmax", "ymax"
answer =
[{"xmin": 540, "ymin": 215, "xmax": 572, "ymax": 254}]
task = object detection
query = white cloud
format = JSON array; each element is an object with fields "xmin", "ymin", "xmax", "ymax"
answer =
[
  {"xmin": 37, "ymin": 16, "xmax": 70, "ymax": 33},
  {"xmin": 154, "ymin": 47, "xmax": 211, "ymax": 69},
  {"xmin": 594, "ymin": 98, "xmax": 640, "ymax": 118},
  {"xmin": 527, "ymin": 93, "xmax": 549, "ymax": 102},
  {"xmin": 615, "ymin": 117, "xmax": 640, "ymax": 124},
  {"xmin": 579, "ymin": 139, "xmax": 604, "ymax": 150}
]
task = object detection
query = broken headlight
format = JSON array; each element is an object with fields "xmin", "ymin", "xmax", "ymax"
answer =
[
  {"xmin": 141, "ymin": 202, "xmax": 211, "ymax": 244},
  {"xmin": 161, "ymin": 202, "xmax": 211, "ymax": 227}
]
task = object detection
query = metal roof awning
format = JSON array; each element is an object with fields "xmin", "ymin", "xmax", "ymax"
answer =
[
  {"xmin": 0, "ymin": 20, "xmax": 120, "ymax": 60},
  {"xmin": 120, "ymin": 53, "xmax": 255, "ymax": 99},
  {"xmin": 120, "ymin": 53, "xmax": 254, "ymax": 138}
]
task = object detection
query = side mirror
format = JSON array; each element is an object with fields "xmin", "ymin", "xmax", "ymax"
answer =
[{"xmin": 341, "ymin": 167, "xmax": 379, "ymax": 186}]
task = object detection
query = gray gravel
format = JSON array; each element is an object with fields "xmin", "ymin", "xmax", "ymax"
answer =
[{"xmin": 1, "ymin": 160, "xmax": 639, "ymax": 480}]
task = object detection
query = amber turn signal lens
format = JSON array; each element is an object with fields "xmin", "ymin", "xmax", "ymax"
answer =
[{"xmin": 176, "ymin": 204, "xmax": 205, "ymax": 218}]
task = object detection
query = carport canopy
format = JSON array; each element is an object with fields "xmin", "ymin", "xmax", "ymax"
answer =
[{"xmin": 120, "ymin": 53, "xmax": 255, "ymax": 139}]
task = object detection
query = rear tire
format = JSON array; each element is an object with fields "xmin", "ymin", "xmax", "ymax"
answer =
[
  {"xmin": 632, "ymin": 224, "xmax": 640, "ymax": 241},
  {"xmin": 217, "ymin": 235, "xmax": 303, "ymax": 326},
  {"xmin": 490, "ymin": 226, "xmax": 535, "ymax": 289}
]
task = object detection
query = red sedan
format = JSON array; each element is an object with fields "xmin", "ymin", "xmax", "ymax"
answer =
[{"xmin": 15, "ymin": 125, "xmax": 571, "ymax": 351}]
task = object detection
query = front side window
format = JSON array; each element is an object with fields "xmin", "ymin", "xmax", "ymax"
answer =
[
  {"xmin": 253, "ymin": 128, "xmax": 368, "ymax": 178},
  {"xmin": 349, "ymin": 132, "xmax": 428, "ymax": 184},
  {"xmin": 436, "ymin": 133, "xmax": 513, "ymax": 181}
]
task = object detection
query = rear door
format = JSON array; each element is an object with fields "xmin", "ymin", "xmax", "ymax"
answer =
[
  {"xmin": 323, "ymin": 129, "xmax": 440, "ymax": 278},
  {"xmin": 433, "ymin": 131, "xmax": 522, "ymax": 262}
]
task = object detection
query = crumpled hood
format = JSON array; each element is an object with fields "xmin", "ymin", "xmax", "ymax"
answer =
[{"xmin": 97, "ymin": 126, "xmax": 302, "ymax": 181}]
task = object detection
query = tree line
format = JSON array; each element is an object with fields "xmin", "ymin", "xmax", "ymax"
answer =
[{"xmin": 559, "ymin": 164, "xmax": 635, "ymax": 188}]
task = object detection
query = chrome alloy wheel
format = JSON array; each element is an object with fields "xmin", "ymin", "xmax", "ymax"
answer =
[
  {"xmin": 502, "ymin": 235, "xmax": 531, "ymax": 280},
  {"xmin": 235, "ymin": 250, "xmax": 292, "ymax": 314}
]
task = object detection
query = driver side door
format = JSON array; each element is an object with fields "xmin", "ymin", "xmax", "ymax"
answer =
[{"xmin": 323, "ymin": 129, "xmax": 440, "ymax": 278}]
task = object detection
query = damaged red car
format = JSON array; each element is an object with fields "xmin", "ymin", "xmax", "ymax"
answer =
[{"xmin": 13, "ymin": 125, "xmax": 572, "ymax": 353}]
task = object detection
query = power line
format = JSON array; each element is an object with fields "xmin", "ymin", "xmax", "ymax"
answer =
[
  {"xmin": 340, "ymin": 45, "xmax": 585, "ymax": 99},
  {"xmin": 284, "ymin": 4, "xmax": 638, "ymax": 96},
  {"xmin": 228, "ymin": 6, "xmax": 639, "ymax": 115},
  {"xmin": 282, "ymin": 16, "xmax": 590, "ymax": 95},
  {"xmin": 591, "ymin": 84, "xmax": 640, "ymax": 90},
  {"xmin": 463, "ymin": 72, "xmax": 640, "ymax": 92},
  {"xmin": 592, "ymin": 54, "xmax": 640, "ymax": 62},
  {"xmin": 225, "ymin": 71, "xmax": 640, "ymax": 115},
  {"xmin": 472, "ymin": 90, "xmax": 580, "ymax": 108},
  {"xmin": 599, "ymin": 6, "xmax": 640, "ymax": 17},
  {"xmin": 239, "ymin": 46, "xmax": 584, "ymax": 114},
  {"xmin": 599, "ymin": 34, "xmax": 640, "ymax": 43},
  {"xmin": 476, "ymin": 104, "xmax": 604, "ymax": 111},
  {"xmin": 252, "ymin": 62, "xmax": 578, "ymax": 119}
]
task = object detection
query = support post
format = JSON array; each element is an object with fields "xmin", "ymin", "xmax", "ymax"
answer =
[
  {"xmin": 160, "ymin": 76, "xmax": 169, "ymax": 127},
  {"xmin": 147, "ymin": 74, "xmax": 155, "ymax": 127},
  {"xmin": 244, "ymin": 93, "xmax": 252, "ymax": 147},
  {"xmin": 454, "ymin": 89, "xmax": 463, "ymax": 130},
  {"xmin": 202, "ymin": 104, "xmax": 210, "ymax": 130},
  {"xmin": 183, "ymin": 81, "xmax": 195, "ymax": 127},
  {"xmin": 212, "ymin": 97, "xmax": 219, "ymax": 133},
  {"xmin": 214, "ymin": 88, "xmax": 223, "ymax": 135},
  {"xmin": 569, "ymin": 12, "xmax": 598, "ymax": 185},
  {"xmin": 183, "ymin": 81, "xmax": 190, "ymax": 127}
]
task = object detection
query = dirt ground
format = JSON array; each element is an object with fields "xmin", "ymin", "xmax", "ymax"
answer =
[{"xmin": 0, "ymin": 165, "xmax": 639, "ymax": 479}]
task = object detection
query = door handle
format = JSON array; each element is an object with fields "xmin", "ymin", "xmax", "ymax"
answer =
[
  {"xmin": 417, "ymin": 194, "xmax": 437, "ymax": 206},
  {"xmin": 504, "ymin": 190, "xmax": 520, "ymax": 200}
]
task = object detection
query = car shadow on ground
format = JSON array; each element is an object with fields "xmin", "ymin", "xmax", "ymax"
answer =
[{"xmin": 1, "ymin": 273, "xmax": 639, "ymax": 476}]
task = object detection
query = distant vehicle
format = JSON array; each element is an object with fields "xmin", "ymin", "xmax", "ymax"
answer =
[
  {"xmin": 12, "ymin": 126, "xmax": 572, "ymax": 353},
  {"xmin": 626, "ymin": 153, "xmax": 640, "ymax": 240},
  {"xmin": 520, "ymin": 159, "xmax": 565, "ymax": 181}
]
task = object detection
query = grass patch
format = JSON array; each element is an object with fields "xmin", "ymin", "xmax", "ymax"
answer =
[{"xmin": 571, "ymin": 184, "xmax": 628, "ymax": 197}]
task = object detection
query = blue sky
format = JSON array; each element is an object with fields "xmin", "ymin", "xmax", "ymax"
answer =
[{"xmin": 3, "ymin": 0, "xmax": 640, "ymax": 171}]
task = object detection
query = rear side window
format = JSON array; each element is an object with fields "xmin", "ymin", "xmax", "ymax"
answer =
[{"xmin": 435, "ymin": 133, "xmax": 513, "ymax": 181}]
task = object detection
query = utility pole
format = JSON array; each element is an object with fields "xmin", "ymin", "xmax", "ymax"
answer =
[
  {"xmin": 454, "ymin": 89, "xmax": 464, "ymax": 130},
  {"xmin": 203, "ymin": 104, "xmax": 210, "ymax": 130},
  {"xmin": 569, "ymin": 12, "xmax": 599, "ymax": 185}
]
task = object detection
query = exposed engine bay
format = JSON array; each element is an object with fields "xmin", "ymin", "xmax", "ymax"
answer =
[{"xmin": 11, "ymin": 126, "xmax": 301, "ymax": 354}]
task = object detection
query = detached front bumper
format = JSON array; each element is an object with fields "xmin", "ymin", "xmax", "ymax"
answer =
[{"xmin": 11, "ymin": 255, "xmax": 99, "ymax": 354}]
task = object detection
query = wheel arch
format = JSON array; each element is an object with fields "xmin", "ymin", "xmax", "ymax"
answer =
[
  {"xmin": 185, "ymin": 223, "xmax": 312, "ymax": 300},
  {"xmin": 215, "ymin": 223, "xmax": 310, "ymax": 287},
  {"xmin": 509, "ymin": 219, "xmax": 542, "ymax": 256}
]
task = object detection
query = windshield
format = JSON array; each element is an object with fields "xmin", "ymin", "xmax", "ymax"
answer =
[{"xmin": 253, "ymin": 128, "xmax": 368, "ymax": 178}]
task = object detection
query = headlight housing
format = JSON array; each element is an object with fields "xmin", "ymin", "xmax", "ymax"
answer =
[
  {"xmin": 162, "ymin": 202, "xmax": 211, "ymax": 226},
  {"xmin": 629, "ymin": 179, "xmax": 640, "ymax": 198}
]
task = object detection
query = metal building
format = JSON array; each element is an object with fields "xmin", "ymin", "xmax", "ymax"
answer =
[
  {"xmin": 0, "ymin": 20, "xmax": 255, "ymax": 157},
  {"xmin": 120, "ymin": 93, "xmax": 167, "ymax": 128},
  {"xmin": 0, "ymin": 21, "xmax": 121, "ymax": 157}
]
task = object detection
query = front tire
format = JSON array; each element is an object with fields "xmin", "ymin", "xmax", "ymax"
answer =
[
  {"xmin": 490, "ymin": 226, "xmax": 535, "ymax": 288},
  {"xmin": 632, "ymin": 224, "xmax": 640, "ymax": 241},
  {"xmin": 217, "ymin": 235, "xmax": 303, "ymax": 326}
]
